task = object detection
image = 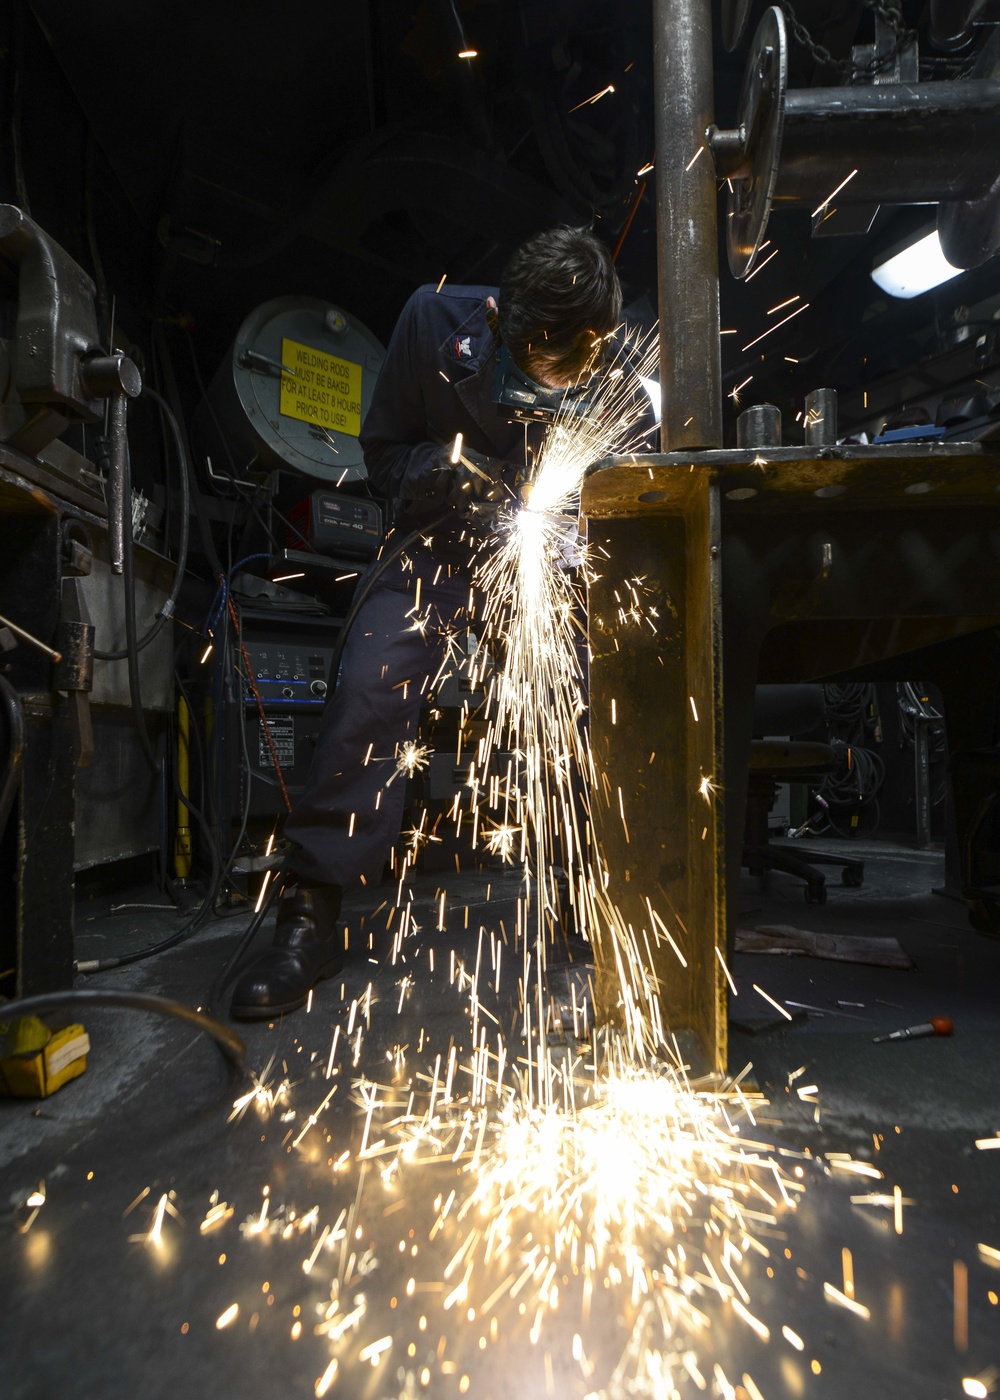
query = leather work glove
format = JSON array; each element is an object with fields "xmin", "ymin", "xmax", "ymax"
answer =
[
  {"xmin": 550, "ymin": 509, "xmax": 583, "ymax": 566},
  {"xmin": 539, "ymin": 508, "xmax": 585, "ymax": 569},
  {"xmin": 442, "ymin": 444, "xmax": 512, "ymax": 510}
]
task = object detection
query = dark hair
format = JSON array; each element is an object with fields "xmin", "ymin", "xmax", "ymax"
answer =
[{"xmin": 498, "ymin": 226, "xmax": 623, "ymax": 386}]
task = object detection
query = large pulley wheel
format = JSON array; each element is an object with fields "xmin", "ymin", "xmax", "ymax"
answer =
[
  {"xmin": 721, "ymin": 0, "xmax": 755, "ymax": 53},
  {"xmin": 726, "ymin": 6, "xmax": 788, "ymax": 279}
]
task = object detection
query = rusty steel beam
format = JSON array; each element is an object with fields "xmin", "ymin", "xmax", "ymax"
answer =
[
  {"xmin": 587, "ymin": 466, "xmax": 727, "ymax": 1074},
  {"xmin": 584, "ymin": 439, "xmax": 1000, "ymax": 1071}
]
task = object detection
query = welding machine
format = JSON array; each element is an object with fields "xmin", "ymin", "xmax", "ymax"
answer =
[
  {"xmin": 216, "ymin": 602, "xmax": 342, "ymax": 860},
  {"xmin": 284, "ymin": 489, "xmax": 382, "ymax": 559}
]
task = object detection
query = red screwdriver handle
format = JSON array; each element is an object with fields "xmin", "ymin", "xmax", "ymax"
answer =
[{"xmin": 873, "ymin": 1015, "xmax": 954, "ymax": 1042}]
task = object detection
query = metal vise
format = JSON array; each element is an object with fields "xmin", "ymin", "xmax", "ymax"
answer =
[{"xmin": 0, "ymin": 204, "xmax": 141, "ymax": 572}]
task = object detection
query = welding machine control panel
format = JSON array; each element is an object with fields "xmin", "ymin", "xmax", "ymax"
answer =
[{"xmin": 242, "ymin": 641, "xmax": 337, "ymax": 706}]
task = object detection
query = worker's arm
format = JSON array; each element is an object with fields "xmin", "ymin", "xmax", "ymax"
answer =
[
  {"xmin": 360, "ymin": 288, "xmax": 512, "ymax": 509},
  {"xmin": 359, "ymin": 290, "xmax": 446, "ymax": 505}
]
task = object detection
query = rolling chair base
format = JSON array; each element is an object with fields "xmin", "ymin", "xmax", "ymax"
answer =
[{"xmin": 745, "ymin": 841, "xmax": 865, "ymax": 904}]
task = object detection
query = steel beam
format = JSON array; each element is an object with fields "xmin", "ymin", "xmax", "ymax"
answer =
[
  {"xmin": 588, "ymin": 468, "xmax": 727, "ymax": 1074},
  {"xmin": 584, "ymin": 440, "xmax": 1000, "ymax": 1071}
]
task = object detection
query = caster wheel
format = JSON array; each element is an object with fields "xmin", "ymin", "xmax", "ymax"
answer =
[
  {"xmin": 805, "ymin": 884, "xmax": 827, "ymax": 905},
  {"xmin": 968, "ymin": 898, "xmax": 1000, "ymax": 936},
  {"xmin": 841, "ymin": 867, "xmax": 864, "ymax": 888}
]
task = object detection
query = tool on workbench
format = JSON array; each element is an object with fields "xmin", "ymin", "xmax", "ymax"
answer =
[{"xmin": 872, "ymin": 1015, "xmax": 953, "ymax": 1043}]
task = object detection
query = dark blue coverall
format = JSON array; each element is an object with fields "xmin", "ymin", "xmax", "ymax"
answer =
[{"xmin": 283, "ymin": 284, "xmax": 540, "ymax": 885}]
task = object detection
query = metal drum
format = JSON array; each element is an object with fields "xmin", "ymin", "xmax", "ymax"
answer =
[{"xmin": 195, "ymin": 296, "xmax": 386, "ymax": 484}]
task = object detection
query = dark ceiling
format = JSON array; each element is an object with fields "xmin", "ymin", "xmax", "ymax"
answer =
[{"xmin": 4, "ymin": 0, "xmax": 1000, "ymax": 446}]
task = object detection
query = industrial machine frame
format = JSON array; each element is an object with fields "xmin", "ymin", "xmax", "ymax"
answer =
[{"xmin": 584, "ymin": 441, "xmax": 1000, "ymax": 1072}]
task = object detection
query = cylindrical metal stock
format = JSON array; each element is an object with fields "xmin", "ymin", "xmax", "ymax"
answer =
[{"xmin": 652, "ymin": 0, "xmax": 723, "ymax": 450}]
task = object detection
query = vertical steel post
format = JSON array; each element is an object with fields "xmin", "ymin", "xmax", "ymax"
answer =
[
  {"xmin": 804, "ymin": 387, "xmax": 838, "ymax": 447},
  {"xmin": 587, "ymin": 0, "xmax": 728, "ymax": 1072},
  {"xmin": 914, "ymin": 714, "xmax": 933, "ymax": 850},
  {"xmin": 653, "ymin": 0, "xmax": 723, "ymax": 451}
]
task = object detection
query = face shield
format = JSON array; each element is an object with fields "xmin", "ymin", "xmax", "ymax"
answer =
[{"xmin": 492, "ymin": 343, "xmax": 600, "ymax": 425}]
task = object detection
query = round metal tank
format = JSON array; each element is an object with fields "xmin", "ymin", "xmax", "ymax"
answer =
[{"xmin": 195, "ymin": 296, "xmax": 385, "ymax": 483}]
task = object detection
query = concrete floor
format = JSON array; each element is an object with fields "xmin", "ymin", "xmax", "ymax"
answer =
[{"xmin": 3, "ymin": 839, "xmax": 1000, "ymax": 1399}]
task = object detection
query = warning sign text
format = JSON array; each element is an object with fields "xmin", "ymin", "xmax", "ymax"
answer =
[{"xmin": 279, "ymin": 337, "xmax": 362, "ymax": 436}]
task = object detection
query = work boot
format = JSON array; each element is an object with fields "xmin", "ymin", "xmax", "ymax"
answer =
[{"xmin": 230, "ymin": 882, "xmax": 345, "ymax": 1020}]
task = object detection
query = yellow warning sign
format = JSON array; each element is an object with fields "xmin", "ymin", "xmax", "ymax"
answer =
[{"xmin": 279, "ymin": 337, "xmax": 362, "ymax": 436}]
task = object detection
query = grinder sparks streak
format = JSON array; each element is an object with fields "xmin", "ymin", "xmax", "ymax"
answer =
[{"xmin": 225, "ymin": 327, "xmax": 834, "ymax": 1397}]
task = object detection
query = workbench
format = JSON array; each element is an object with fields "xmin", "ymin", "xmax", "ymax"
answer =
[{"xmin": 583, "ymin": 440, "xmax": 1000, "ymax": 1071}]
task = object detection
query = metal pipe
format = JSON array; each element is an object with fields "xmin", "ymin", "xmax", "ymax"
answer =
[
  {"xmin": 105, "ymin": 392, "xmax": 128, "ymax": 575},
  {"xmin": 775, "ymin": 81, "xmax": 1000, "ymax": 207},
  {"xmin": 737, "ymin": 403, "xmax": 782, "ymax": 448},
  {"xmin": 0, "ymin": 610, "xmax": 61, "ymax": 662},
  {"xmin": 79, "ymin": 353, "xmax": 141, "ymax": 577},
  {"xmin": 652, "ymin": 0, "xmax": 722, "ymax": 450},
  {"xmin": 804, "ymin": 388, "xmax": 838, "ymax": 447}
]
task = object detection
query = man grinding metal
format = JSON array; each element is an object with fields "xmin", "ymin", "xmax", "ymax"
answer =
[{"xmin": 230, "ymin": 225, "xmax": 623, "ymax": 1021}]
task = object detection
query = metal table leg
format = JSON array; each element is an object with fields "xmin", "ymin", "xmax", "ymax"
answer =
[{"xmin": 587, "ymin": 470, "xmax": 727, "ymax": 1073}]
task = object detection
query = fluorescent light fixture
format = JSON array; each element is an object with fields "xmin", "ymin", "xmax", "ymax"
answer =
[
  {"xmin": 871, "ymin": 228, "xmax": 964, "ymax": 299},
  {"xmin": 639, "ymin": 375, "xmax": 661, "ymax": 422}
]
